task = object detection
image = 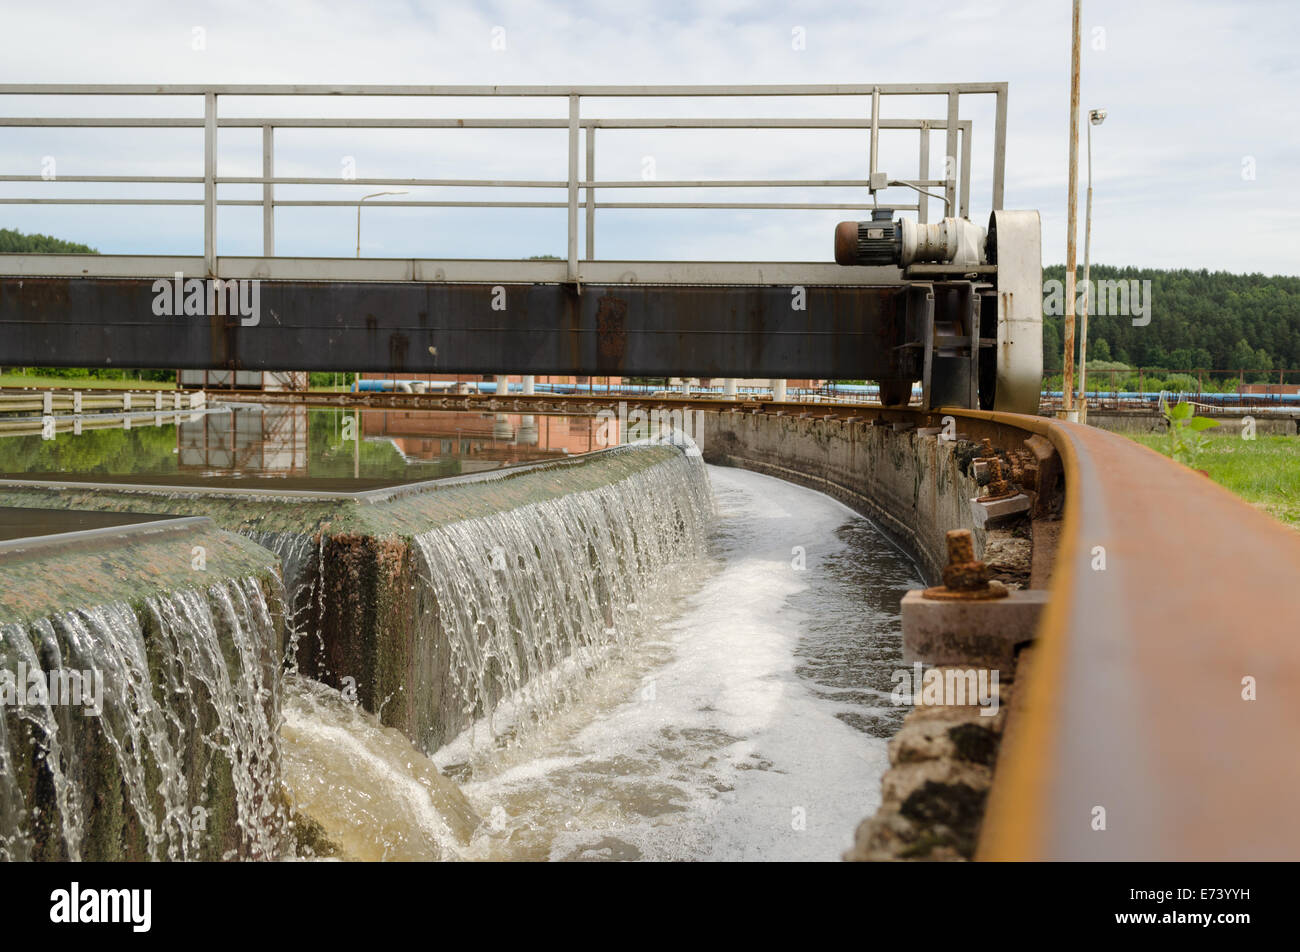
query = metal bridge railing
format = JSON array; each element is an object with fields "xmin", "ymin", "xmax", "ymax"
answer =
[{"xmin": 0, "ymin": 83, "xmax": 1007, "ymax": 279}]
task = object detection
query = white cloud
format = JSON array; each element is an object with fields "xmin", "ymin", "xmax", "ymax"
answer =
[{"xmin": 0, "ymin": 0, "xmax": 1296, "ymax": 273}]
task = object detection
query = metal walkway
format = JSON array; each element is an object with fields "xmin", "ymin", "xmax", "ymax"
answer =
[{"xmin": 0, "ymin": 82, "xmax": 1041, "ymax": 411}]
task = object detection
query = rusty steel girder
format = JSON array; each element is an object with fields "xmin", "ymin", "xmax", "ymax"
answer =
[{"xmin": 0, "ymin": 276, "xmax": 927, "ymax": 381}]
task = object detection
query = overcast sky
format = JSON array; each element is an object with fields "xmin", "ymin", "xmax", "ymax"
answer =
[{"xmin": 1, "ymin": 0, "xmax": 1296, "ymax": 275}]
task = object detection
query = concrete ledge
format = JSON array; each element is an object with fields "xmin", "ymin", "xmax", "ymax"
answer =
[
  {"xmin": 971, "ymin": 493, "xmax": 1031, "ymax": 527},
  {"xmin": 902, "ymin": 588, "xmax": 1048, "ymax": 678}
]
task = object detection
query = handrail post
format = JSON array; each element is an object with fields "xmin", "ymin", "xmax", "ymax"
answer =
[
  {"xmin": 959, "ymin": 122, "xmax": 972, "ymax": 218},
  {"xmin": 262, "ymin": 124, "xmax": 274, "ymax": 256},
  {"xmin": 567, "ymin": 94, "xmax": 579, "ymax": 280},
  {"xmin": 945, "ymin": 89, "xmax": 959, "ymax": 216},
  {"xmin": 585, "ymin": 122, "xmax": 595, "ymax": 260},
  {"xmin": 917, "ymin": 120, "xmax": 929, "ymax": 223},
  {"xmin": 204, "ymin": 91, "xmax": 217, "ymax": 275},
  {"xmin": 868, "ymin": 86, "xmax": 880, "ymax": 188},
  {"xmin": 992, "ymin": 83, "xmax": 1008, "ymax": 210}
]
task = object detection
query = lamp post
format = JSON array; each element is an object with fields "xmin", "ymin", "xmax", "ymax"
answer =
[
  {"xmin": 1060, "ymin": 0, "xmax": 1082, "ymax": 421},
  {"xmin": 355, "ymin": 190, "xmax": 407, "ymax": 258},
  {"xmin": 353, "ymin": 190, "xmax": 406, "ymax": 398},
  {"xmin": 1077, "ymin": 108, "xmax": 1106, "ymax": 424}
]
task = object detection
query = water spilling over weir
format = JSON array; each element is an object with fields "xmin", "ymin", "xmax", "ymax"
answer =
[
  {"xmin": 410, "ymin": 447, "xmax": 713, "ymax": 747},
  {"xmin": 278, "ymin": 465, "xmax": 918, "ymax": 861},
  {"xmin": 0, "ymin": 519, "xmax": 287, "ymax": 861},
  {"xmin": 0, "ymin": 411, "xmax": 916, "ymax": 862}
]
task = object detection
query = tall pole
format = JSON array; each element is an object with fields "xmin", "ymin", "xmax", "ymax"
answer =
[
  {"xmin": 353, "ymin": 190, "xmax": 406, "ymax": 393},
  {"xmin": 1061, "ymin": 0, "xmax": 1082, "ymax": 421},
  {"xmin": 1079, "ymin": 119, "xmax": 1094, "ymax": 423}
]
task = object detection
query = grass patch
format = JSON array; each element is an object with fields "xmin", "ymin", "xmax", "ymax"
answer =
[{"xmin": 1127, "ymin": 433, "xmax": 1300, "ymax": 529}]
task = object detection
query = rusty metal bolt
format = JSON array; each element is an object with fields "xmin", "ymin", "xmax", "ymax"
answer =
[
  {"xmin": 984, "ymin": 458, "xmax": 1012, "ymax": 498},
  {"xmin": 1008, "ymin": 450, "xmax": 1039, "ymax": 491},
  {"xmin": 941, "ymin": 529, "xmax": 991, "ymax": 591},
  {"xmin": 924, "ymin": 528, "xmax": 1008, "ymax": 601},
  {"xmin": 947, "ymin": 527, "xmax": 976, "ymax": 564}
]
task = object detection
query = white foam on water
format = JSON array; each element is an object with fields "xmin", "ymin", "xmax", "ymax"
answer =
[{"xmin": 450, "ymin": 464, "xmax": 920, "ymax": 862}]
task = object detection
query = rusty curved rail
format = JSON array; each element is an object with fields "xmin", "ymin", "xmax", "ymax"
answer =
[{"xmin": 955, "ymin": 410, "xmax": 1300, "ymax": 860}]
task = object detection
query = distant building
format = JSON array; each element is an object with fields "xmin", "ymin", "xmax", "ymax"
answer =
[
  {"xmin": 1238, "ymin": 383, "xmax": 1300, "ymax": 395},
  {"xmin": 178, "ymin": 370, "xmax": 307, "ymax": 391}
]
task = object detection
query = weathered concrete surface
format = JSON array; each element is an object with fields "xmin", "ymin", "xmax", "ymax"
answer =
[
  {"xmin": 844, "ymin": 669, "xmax": 1012, "ymax": 861},
  {"xmin": 902, "ymin": 589, "xmax": 1048, "ymax": 679},
  {"xmin": 0, "ymin": 517, "xmax": 286, "ymax": 861},
  {"xmin": 970, "ymin": 492, "xmax": 1031, "ymax": 527}
]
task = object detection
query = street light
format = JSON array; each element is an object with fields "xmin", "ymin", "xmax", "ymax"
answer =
[
  {"xmin": 353, "ymin": 190, "xmax": 406, "ymax": 399},
  {"xmin": 1077, "ymin": 108, "xmax": 1106, "ymax": 423},
  {"xmin": 355, "ymin": 190, "xmax": 407, "ymax": 258}
]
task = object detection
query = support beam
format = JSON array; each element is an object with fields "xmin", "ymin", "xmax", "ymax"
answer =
[{"xmin": 0, "ymin": 276, "xmax": 913, "ymax": 379}]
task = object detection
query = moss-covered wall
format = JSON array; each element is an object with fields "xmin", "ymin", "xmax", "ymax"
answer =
[{"xmin": 0, "ymin": 520, "xmax": 285, "ymax": 861}]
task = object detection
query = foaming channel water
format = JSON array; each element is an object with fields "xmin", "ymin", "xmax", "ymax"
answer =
[{"xmin": 282, "ymin": 463, "xmax": 922, "ymax": 861}]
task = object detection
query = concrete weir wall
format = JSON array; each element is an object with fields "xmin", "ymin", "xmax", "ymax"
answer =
[
  {"xmin": 0, "ymin": 517, "xmax": 286, "ymax": 861},
  {"xmin": 0, "ymin": 445, "xmax": 699, "ymax": 755}
]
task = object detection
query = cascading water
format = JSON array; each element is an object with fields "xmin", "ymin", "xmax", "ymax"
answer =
[
  {"xmin": 0, "ymin": 577, "xmax": 287, "ymax": 861},
  {"xmin": 275, "ymin": 461, "xmax": 917, "ymax": 862},
  {"xmin": 244, "ymin": 530, "xmax": 324, "ymax": 673},
  {"xmin": 280, "ymin": 675, "xmax": 481, "ymax": 861},
  {"xmin": 411, "ymin": 445, "xmax": 714, "ymax": 751}
]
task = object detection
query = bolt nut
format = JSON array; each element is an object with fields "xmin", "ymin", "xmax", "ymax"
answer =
[{"xmin": 940, "ymin": 529, "xmax": 991, "ymax": 591}]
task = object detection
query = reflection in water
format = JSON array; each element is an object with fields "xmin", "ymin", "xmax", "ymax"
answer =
[
  {"xmin": 790, "ymin": 520, "xmax": 924, "ymax": 740},
  {"xmin": 0, "ymin": 406, "xmax": 611, "ymax": 488},
  {"xmin": 179, "ymin": 406, "xmax": 309, "ymax": 477},
  {"xmin": 360, "ymin": 409, "xmax": 611, "ymax": 474}
]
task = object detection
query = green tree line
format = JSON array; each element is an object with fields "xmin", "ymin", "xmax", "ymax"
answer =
[
  {"xmin": 1042, "ymin": 263, "xmax": 1300, "ymax": 379},
  {"xmin": 0, "ymin": 226, "xmax": 98, "ymax": 254}
]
